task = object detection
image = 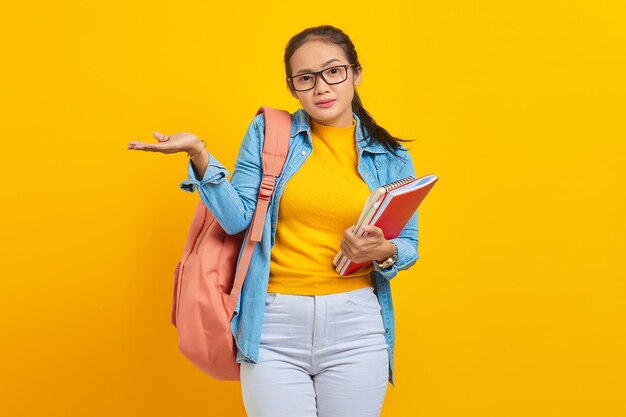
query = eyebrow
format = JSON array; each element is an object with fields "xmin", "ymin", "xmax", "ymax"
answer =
[{"xmin": 295, "ymin": 59, "xmax": 343, "ymax": 75}]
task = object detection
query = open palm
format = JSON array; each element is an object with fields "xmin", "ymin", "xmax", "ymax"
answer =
[{"xmin": 127, "ymin": 131, "xmax": 200, "ymax": 155}]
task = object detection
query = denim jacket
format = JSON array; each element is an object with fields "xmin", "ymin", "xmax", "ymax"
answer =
[{"xmin": 179, "ymin": 108, "xmax": 419, "ymax": 386}]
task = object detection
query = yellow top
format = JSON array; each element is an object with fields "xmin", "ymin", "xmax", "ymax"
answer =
[{"xmin": 267, "ymin": 117, "xmax": 374, "ymax": 295}]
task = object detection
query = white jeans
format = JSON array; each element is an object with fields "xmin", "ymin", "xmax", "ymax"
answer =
[{"xmin": 240, "ymin": 286, "xmax": 389, "ymax": 417}]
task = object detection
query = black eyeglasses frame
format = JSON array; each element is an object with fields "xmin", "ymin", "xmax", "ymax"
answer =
[{"xmin": 287, "ymin": 63, "xmax": 356, "ymax": 92}]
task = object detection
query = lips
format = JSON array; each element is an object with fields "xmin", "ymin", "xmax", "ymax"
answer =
[{"xmin": 315, "ymin": 99, "xmax": 336, "ymax": 107}]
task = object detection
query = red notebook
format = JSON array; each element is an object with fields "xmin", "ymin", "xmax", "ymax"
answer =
[{"xmin": 333, "ymin": 174, "xmax": 438, "ymax": 276}]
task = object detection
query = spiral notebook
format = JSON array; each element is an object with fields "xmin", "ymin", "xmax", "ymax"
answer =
[{"xmin": 333, "ymin": 174, "xmax": 438, "ymax": 276}]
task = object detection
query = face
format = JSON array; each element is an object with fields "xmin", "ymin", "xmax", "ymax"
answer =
[{"xmin": 288, "ymin": 40, "xmax": 362, "ymax": 127}]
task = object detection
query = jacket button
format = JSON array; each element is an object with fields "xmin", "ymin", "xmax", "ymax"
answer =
[{"xmin": 301, "ymin": 151, "xmax": 306, "ymax": 156}]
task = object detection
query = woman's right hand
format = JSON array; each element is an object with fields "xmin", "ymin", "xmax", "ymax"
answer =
[{"xmin": 127, "ymin": 131, "xmax": 203, "ymax": 155}]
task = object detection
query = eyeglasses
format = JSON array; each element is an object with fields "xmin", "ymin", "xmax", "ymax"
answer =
[{"xmin": 287, "ymin": 64, "xmax": 355, "ymax": 92}]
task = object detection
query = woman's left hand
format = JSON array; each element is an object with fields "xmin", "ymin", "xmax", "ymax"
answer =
[{"xmin": 339, "ymin": 225, "xmax": 396, "ymax": 264}]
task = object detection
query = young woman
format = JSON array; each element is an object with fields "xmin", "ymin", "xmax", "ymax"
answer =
[{"xmin": 128, "ymin": 25, "xmax": 419, "ymax": 417}]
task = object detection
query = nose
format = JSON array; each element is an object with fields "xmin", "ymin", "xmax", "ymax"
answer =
[{"xmin": 313, "ymin": 73, "xmax": 330, "ymax": 94}]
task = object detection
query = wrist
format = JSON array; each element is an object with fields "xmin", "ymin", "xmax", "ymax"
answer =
[
  {"xmin": 375, "ymin": 242, "xmax": 398, "ymax": 269},
  {"xmin": 186, "ymin": 139, "xmax": 205, "ymax": 155},
  {"xmin": 187, "ymin": 140, "xmax": 207, "ymax": 159},
  {"xmin": 376, "ymin": 241, "xmax": 397, "ymax": 263}
]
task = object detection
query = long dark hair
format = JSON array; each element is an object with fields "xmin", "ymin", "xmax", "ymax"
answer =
[{"xmin": 284, "ymin": 25, "xmax": 412, "ymax": 155}]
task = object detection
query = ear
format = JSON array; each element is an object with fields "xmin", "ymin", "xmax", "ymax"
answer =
[{"xmin": 353, "ymin": 69, "xmax": 362, "ymax": 87}]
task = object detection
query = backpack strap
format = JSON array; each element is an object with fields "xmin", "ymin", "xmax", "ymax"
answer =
[
  {"xmin": 250, "ymin": 107, "xmax": 292, "ymax": 242},
  {"xmin": 229, "ymin": 107, "xmax": 291, "ymax": 301}
]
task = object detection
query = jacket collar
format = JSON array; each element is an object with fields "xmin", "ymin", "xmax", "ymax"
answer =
[{"xmin": 290, "ymin": 108, "xmax": 388, "ymax": 154}]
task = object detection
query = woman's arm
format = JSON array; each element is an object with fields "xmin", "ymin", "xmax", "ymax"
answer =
[
  {"xmin": 373, "ymin": 150, "xmax": 420, "ymax": 280},
  {"xmin": 179, "ymin": 115, "xmax": 265, "ymax": 235},
  {"xmin": 128, "ymin": 118, "xmax": 264, "ymax": 235},
  {"xmin": 338, "ymin": 149, "xmax": 420, "ymax": 280}
]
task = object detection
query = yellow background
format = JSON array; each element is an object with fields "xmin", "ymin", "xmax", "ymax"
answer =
[{"xmin": 1, "ymin": 1, "xmax": 624, "ymax": 416}]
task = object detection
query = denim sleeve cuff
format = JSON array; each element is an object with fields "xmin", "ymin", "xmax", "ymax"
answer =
[
  {"xmin": 179, "ymin": 152, "xmax": 229, "ymax": 193},
  {"xmin": 373, "ymin": 237, "xmax": 419, "ymax": 280}
]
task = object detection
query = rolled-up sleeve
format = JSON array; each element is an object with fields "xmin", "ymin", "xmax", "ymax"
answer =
[
  {"xmin": 179, "ymin": 153, "xmax": 229, "ymax": 193},
  {"xmin": 373, "ymin": 151, "xmax": 420, "ymax": 280}
]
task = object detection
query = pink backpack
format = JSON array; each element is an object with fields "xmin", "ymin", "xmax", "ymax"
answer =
[{"xmin": 170, "ymin": 107, "xmax": 291, "ymax": 381}]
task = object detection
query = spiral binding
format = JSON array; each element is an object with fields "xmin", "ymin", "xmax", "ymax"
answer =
[{"xmin": 383, "ymin": 175, "xmax": 416, "ymax": 193}]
